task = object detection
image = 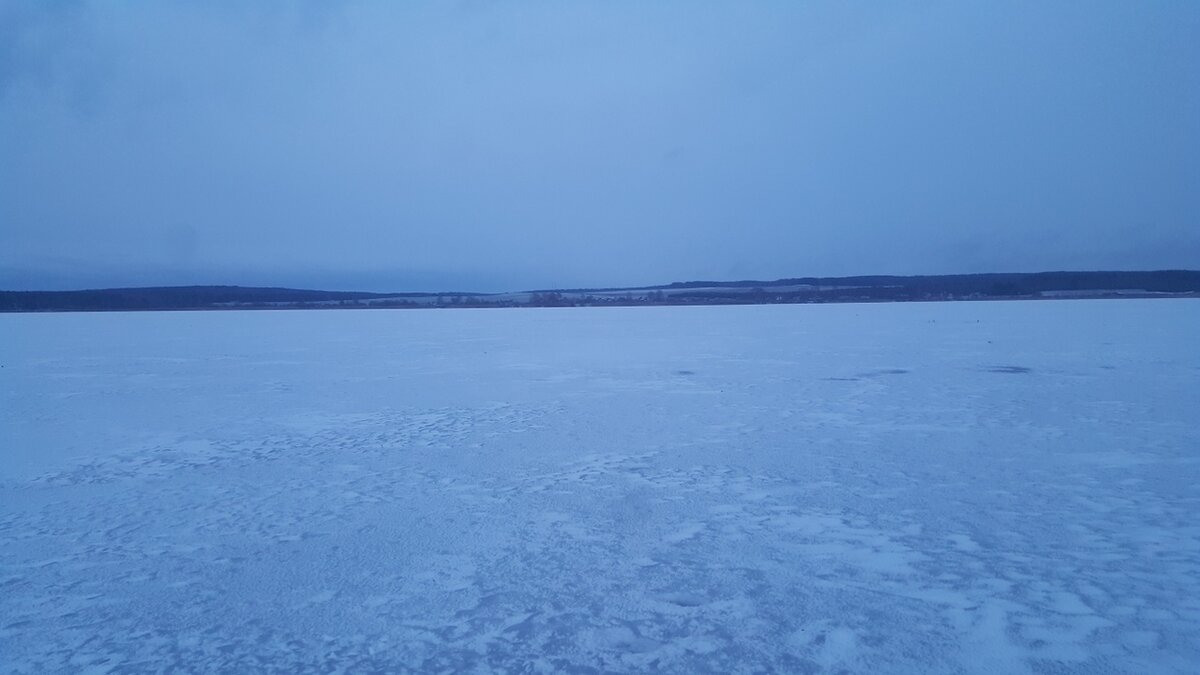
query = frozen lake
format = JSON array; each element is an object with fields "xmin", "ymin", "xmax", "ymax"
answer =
[{"xmin": 2, "ymin": 300, "xmax": 1198, "ymax": 673}]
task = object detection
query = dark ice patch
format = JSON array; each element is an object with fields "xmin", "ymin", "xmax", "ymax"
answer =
[
  {"xmin": 860, "ymin": 369, "xmax": 910, "ymax": 377},
  {"xmin": 657, "ymin": 591, "xmax": 707, "ymax": 607},
  {"xmin": 986, "ymin": 365, "xmax": 1032, "ymax": 374}
]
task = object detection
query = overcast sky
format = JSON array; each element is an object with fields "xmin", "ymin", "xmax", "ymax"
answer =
[{"xmin": 1, "ymin": 1, "xmax": 1198, "ymax": 292}]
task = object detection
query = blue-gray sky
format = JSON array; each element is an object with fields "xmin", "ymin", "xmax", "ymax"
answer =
[{"xmin": 2, "ymin": 1, "xmax": 1198, "ymax": 292}]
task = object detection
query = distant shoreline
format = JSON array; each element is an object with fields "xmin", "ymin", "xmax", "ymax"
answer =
[{"xmin": 3, "ymin": 270, "xmax": 1198, "ymax": 313}]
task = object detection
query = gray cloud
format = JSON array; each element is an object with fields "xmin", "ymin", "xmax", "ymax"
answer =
[{"xmin": 2, "ymin": 1, "xmax": 1198, "ymax": 291}]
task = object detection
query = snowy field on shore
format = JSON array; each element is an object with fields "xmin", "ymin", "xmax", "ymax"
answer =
[{"xmin": 2, "ymin": 300, "xmax": 1198, "ymax": 673}]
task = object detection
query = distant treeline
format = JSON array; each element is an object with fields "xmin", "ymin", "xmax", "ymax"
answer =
[
  {"xmin": 0, "ymin": 286, "xmax": 394, "ymax": 312},
  {"xmin": 643, "ymin": 270, "xmax": 1200, "ymax": 304},
  {"xmin": 2, "ymin": 271, "xmax": 1198, "ymax": 312},
  {"xmin": 657, "ymin": 271, "xmax": 1200, "ymax": 295}
]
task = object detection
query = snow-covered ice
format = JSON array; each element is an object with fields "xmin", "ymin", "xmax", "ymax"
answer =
[{"xmin": 1, "ymin": 300, "xmax": 1198, "ymax": 673}]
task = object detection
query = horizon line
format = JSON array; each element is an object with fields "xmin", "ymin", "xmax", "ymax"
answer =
[{"xmin": 5, "ymin": 268, "xmax": 1200, "ymax": 297}]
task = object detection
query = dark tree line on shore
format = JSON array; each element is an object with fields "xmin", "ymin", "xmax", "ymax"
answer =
[{"xmin": 3, "ymin": 271, "xmax": 1198, "ymax": 312}]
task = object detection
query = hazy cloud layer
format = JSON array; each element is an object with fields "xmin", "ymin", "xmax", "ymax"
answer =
[{"xmin": 2, "ymin": 1, "xmax": 1198, "ymax": 291}]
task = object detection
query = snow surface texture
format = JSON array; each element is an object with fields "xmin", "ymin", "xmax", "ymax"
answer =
[{"xmin": 1, "ymin": 300, "xmax": 1198, "ymax": 674}]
